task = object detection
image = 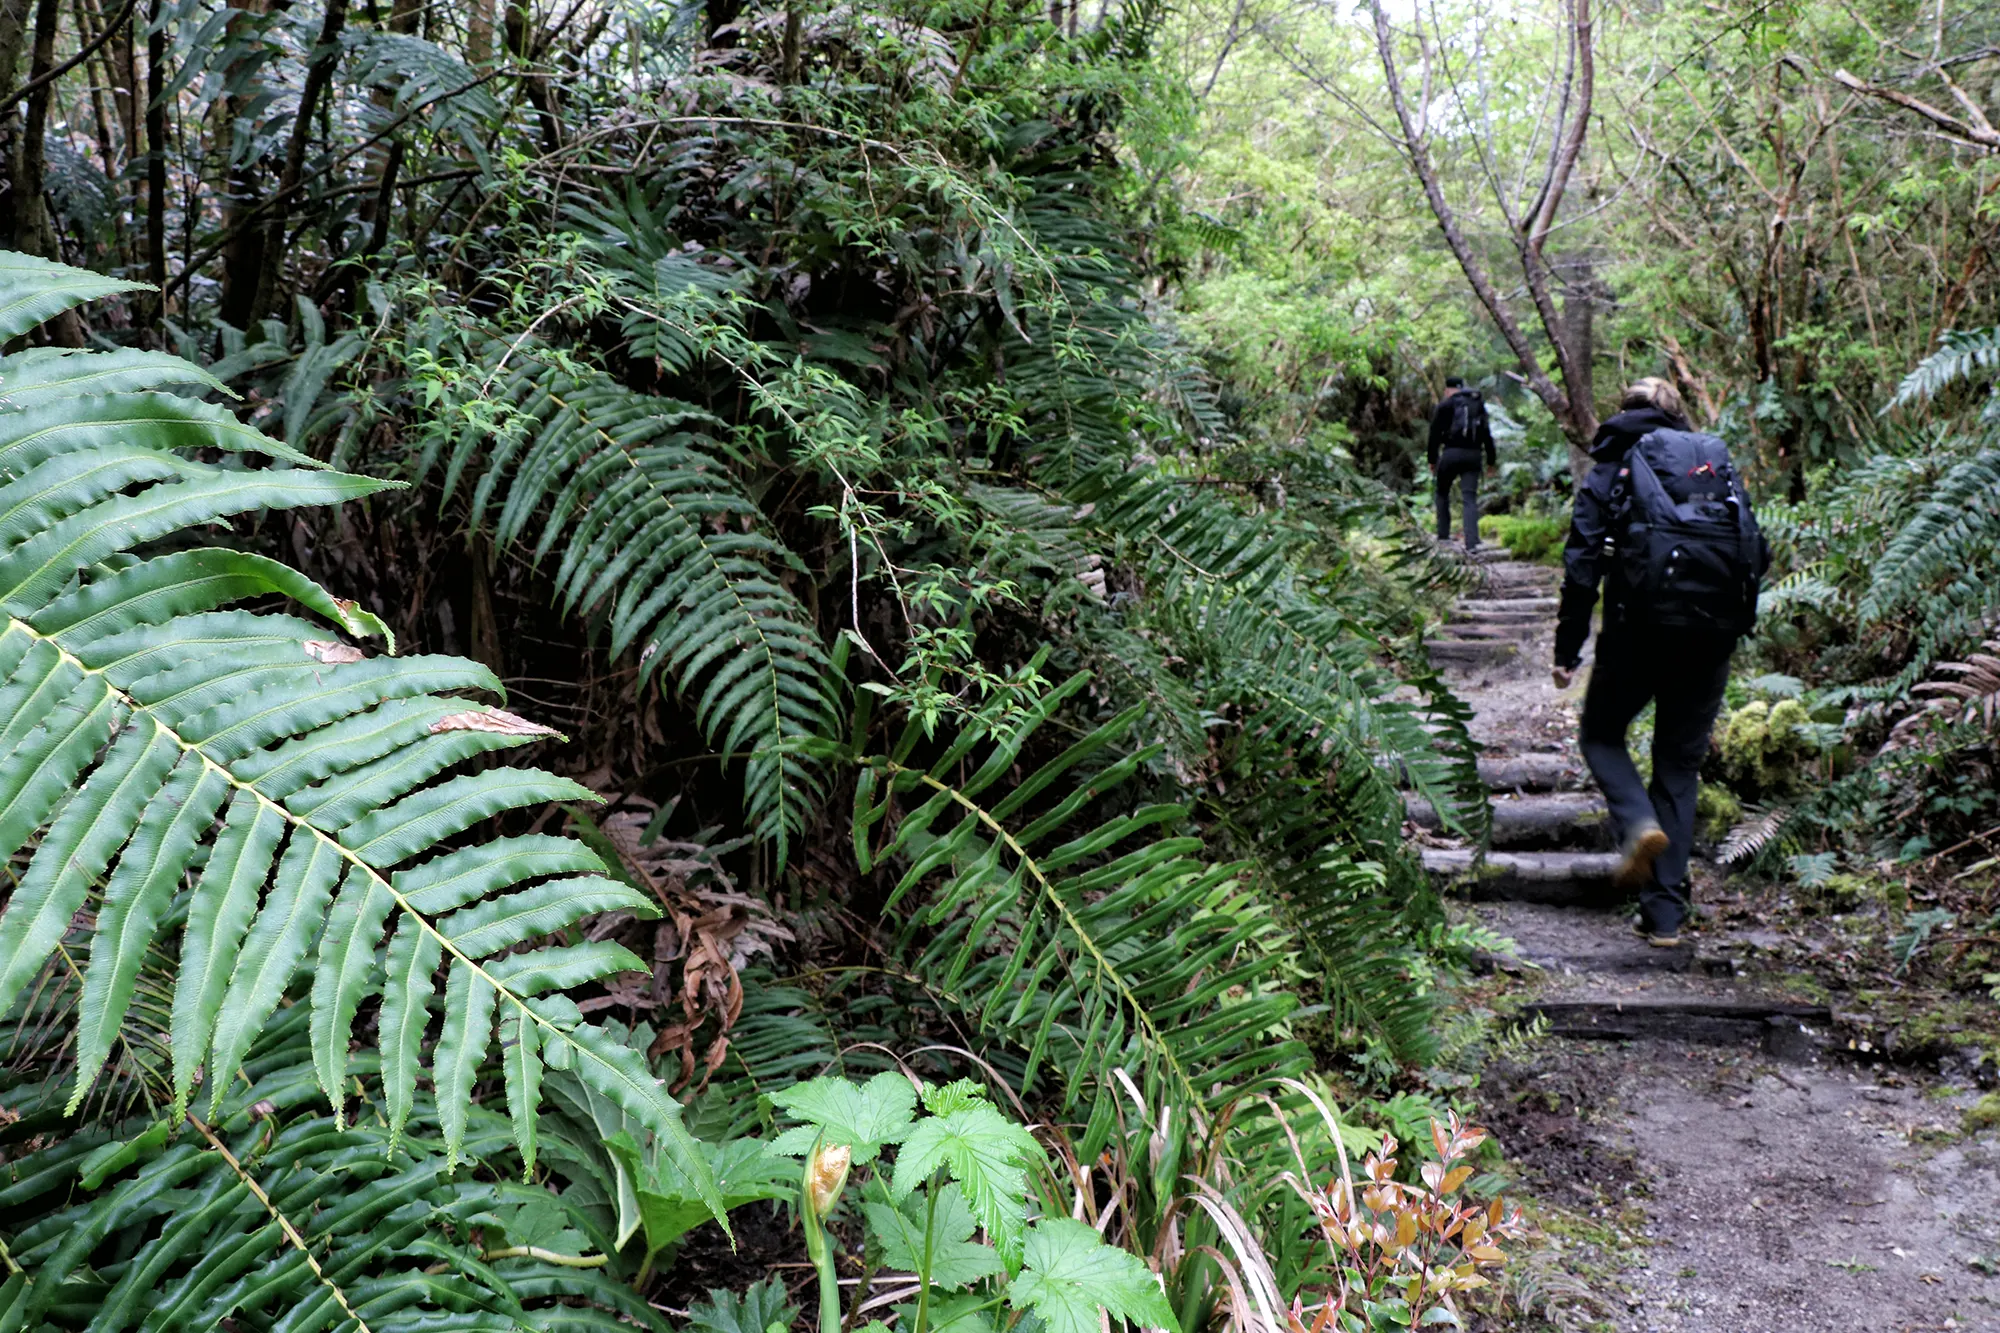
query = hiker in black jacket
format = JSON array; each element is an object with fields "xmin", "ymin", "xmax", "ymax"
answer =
[
  {"xmin": 1552, "ymin": 377, "xmax": 1767, "ymax": 947},
  {"xmin": 1427, "ymin": 378, "xmax": 1496, "ymax": 549}
]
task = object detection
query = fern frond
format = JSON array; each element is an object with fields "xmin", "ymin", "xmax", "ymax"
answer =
[
  {"xmin": 0, "ymin": 252, "xmax": 720, "ymax": 1212},
  {"xmin": 1889, "ymin": 325, "xmax": 2000, "ymax": 410},
  {"xmin": 432, "ymin": 352, "xmax": 837, "ymax": 863},
  {"xmin": 1859, "ymin": 446, "xmax": 2000, "ymax": 627},
  {"xmin": 0, "ymin": 1011, "xmax": 666, "ymax": 1331},
  {"xmin": 1720, "ymin": 806, "xmax": 1792, "ymax": 865},
  {"xmin": 854, "ymin": 672, "xmax": 1310, "ymax": 1149}
]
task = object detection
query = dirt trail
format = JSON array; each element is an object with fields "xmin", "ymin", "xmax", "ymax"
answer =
[{"xmin": 1423, "ymin": 554, "xmax": 2000, "ymax": 1332}]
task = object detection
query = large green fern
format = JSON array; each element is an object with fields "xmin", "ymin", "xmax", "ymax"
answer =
[
  {"xmin": 0, "ymin": 1008, "xmax": 663, "ymax": 1332},
  {"xmin": 422, "ymin": 346, "xmax": 836, "ymax": 865},
  {"xmin": 0, "ymin": 252, "xmax": 717, "ymax": 1212},
  {"xmin": 854, "ymin": 669, "xmax": 1310, "ymax": 1153}
]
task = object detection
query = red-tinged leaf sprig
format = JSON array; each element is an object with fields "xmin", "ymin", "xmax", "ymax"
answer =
[{"xmin": 1288, "ymin": 1112, "xmax": 1527, "ymax": 1331}]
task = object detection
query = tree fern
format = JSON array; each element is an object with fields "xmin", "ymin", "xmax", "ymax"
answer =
[{"xmin": 0, "ymin": 253, "xmax": 719, "ymax": 1213}]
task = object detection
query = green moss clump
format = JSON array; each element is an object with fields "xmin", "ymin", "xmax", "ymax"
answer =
[
  {"xmin": 1477, "ymin": 513, "xmax": 1565, "ymax": 563},
  {"xmin": 1696, "ymin": 783, "xmax": 1741, "ymax": 843},
  {"xmin": 1718, "ymin": 698, "xmax": 1817, "ymax": 795},
  {"xmin": 1963, "ymin": 1094, "xmax": 2000, "ymax": 1135}
]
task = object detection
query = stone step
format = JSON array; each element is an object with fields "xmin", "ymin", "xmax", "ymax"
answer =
[
  {"xmin": 1423, "ymin": 848, "xmax": 1622, "ymax": 905},
  {"xmin": 1407, "ymin": 792, "xmax": 1609, "ymax": 850},
  {"xmin": 1451, "ymin": 607, "xmax": 1547, "ymax": 625},
  {"xmin": 1435, "ymin": 622, "xmax": 1529, "ymax": 641},
  {"xmin": 1469, "ymin": 582, "xmax": 1558, "ymax": 602},
  {"xmin": 1525, "ymin": 996, "xmax": 1832, "ymax": 1051},
  {"xmin": 1456, "ymin": 597, "xmax": 1557, "ymax": 614},
  {"xmin": 1478, "ymin": 753, "xmax": 1585, "ymax": 792},
  {"xmin": 1427, "ymin": 638, "xmax": 1519, "ymax": 668}
]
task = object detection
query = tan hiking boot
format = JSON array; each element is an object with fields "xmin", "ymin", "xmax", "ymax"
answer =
[{"xmin": 1614, "ymin": 823, "xmax": 1670, "ymax": 890}]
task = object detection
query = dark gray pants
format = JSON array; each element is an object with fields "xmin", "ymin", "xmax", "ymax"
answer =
[
  {"xmin": 1580, "ymin": 623, "xmax": 1736, "ymax": 931},
  {"xmin": 1434, "ymin": 455, "xmax": 1480, "ymax": 546}
]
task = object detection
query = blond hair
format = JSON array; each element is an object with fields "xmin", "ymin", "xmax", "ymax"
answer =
[{"xmin": 1620, "ymin": 376, "xmax": 1685, "ymax": 419}]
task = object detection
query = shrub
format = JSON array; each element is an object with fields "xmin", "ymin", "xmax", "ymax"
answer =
[{"xmin": 1477, "ymin": 513, "xmax": 1565, "ymax": 563}]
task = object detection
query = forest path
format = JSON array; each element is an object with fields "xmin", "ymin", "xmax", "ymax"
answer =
[{"xmin": 1418, "ymin": 553, "xmax": 2000, "ymax": 1332}]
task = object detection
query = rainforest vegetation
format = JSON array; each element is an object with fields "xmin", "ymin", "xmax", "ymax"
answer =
[{"xmin": 0, "ymin": 0, "xmax": 1993, "ymax": 1326}]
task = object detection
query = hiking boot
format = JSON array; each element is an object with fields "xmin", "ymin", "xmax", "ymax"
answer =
[
  {"xmin": 1631, "ymin": 918, "xmax": 1682, "ymax": 948},
  {"xmin": 1613, "ymin": 822, "xmax": 1669, "ymax": 890}
]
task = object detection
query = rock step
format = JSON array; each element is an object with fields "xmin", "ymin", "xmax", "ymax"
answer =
[
  {"xmin": 1456, "ymin": 596, "xmax": 1557, "ymax": 614},
  {"xmin": 1478, "ymin": 753, "xmax": 1584, "ymax": 792},
  {"xmin": 1423, "ymin": 848, "xmax": 1622, "ymax": 905},
  {"xmin": 1427, "ymin": 638, "xmax": 1519, "ymax": 667},
  {"xmin": 1466, "ymin": 583, "xmax": 1557, "ymax": 603},
  {"xmin": 1407, "ymin": 792, "xmax": 1609, "ymax": 850},
  {"xmin": 1434, "ymin": 623, "xmax": 1531, "ymax": 641},
  {"xmin": 1525, "ymin": 996, "xmax": 1832, "ymax": 1051},
  {"xmin": 1450, "ymin": 607, "xmax": 1547, "ymax": 625}
]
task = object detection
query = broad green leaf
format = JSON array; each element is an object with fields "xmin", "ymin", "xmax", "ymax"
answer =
[
  {"xmin": 440, "ymin": 877, "xmax": 654, "ymax": 957},
  {"xmin": 864, "ymin": 1183, "xmax": 1005, "ymax": 1289},
  {"xmin": 485, "ymin": 941, "xmax": 647, "ymax": 995},
  {"xmin": 379, "ymin": 915, "xmax": 443, "ymax": 1142},
  {"xmin": 563, "ymin": 1023, "xmax": 726, "ymax": 1235},
  {"xmin": 341, "ymin": 769, "xmax": 597, "ymax": 867},
  {"xmin": 0, "ymin": 251, "xmax": 147, "ymax": 340},
  {"xmin": 394, "ymin": 833, "xmax": 609, "ymax": 915},
  {"xmin": 0, "ymin": 723, "xmax": 177, "ymax": 1018},
  {"xmin": 436, "ymin": 960, "xmax": 499, "ymax": 1167},
  {"xmin": 501, "ymin": 1007, "xmax": 543, "ymax": 1176},
  {"xmin": 37, "ymin": 549, "xmax": 392, "ymax": 652},
  {"xmin": 71, "ymin": 755, "xmax": 229, "ymax": 1110},
  {"xmin": 767, "ymin": 1072, "xmax": 918, "ymax": 1165},
  {"xmin": 0, "ymin": 345, "xmax": 228, "ymax": 407},
  {"xmin": 890, "ymin": 1102, "xmax": 1043, "ymax": 1267},
  {"xmin": 309, "ymin": 870, "xmax": 396, "ymax": 1117},
  {"xmin": 1008, "ymin": 1218, "xmax": 1176, "ymax": 1333}
]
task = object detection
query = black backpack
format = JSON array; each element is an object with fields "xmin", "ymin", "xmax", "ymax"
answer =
[
  {"xmin": 1612, "ymin": 429, "xmax": 1768, "ymax": 632},
  {"xmin": 1442, "ymin": 392, "xmax": 1486, "ymax": 452}
]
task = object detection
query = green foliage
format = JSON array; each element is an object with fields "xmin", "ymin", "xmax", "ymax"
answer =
[
  {"xmin": 0, "ymin": 253, "xmax": 717, "ymax": 1211},
  {"xmin": 0, "ymin": 1011, "xmax": 665, "ymax": 1332},
  {"xmin": 1476, "ymin": 513, "xmax": 1564, "ymax": 564},
  {"xmin": 855, "ymin": 671, "xmax": 1312, "ymax": 1133},
  {"xmin": 770, "ymin": 1074, "xmax": 1176, "ymax": 1333}
]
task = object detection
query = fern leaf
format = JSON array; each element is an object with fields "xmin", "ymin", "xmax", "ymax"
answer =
[
  {"xmin": 1889, "ymin": 325, "xmax": 2000, "ymax": 409},
  {"xmin": 431, "ymin": 357, "xmax": 835, "ymax": 863},
  {"xmin": 0, "ymin": 251, "xmax": 722, "ymax": 1220},
  {"xmin": 0, "ymin": 249, "xmax": 146, "ymax": 338}
]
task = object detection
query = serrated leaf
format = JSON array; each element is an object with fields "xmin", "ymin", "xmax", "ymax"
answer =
[
  {"xmin": 310, "ymin": 869, "xmax": 396, "ymax": 1117},
  {"xmin": 890, "ymin": 1103, "xmax": 1043, "ymax": 1267},
  {"xmin": 436, "ymin": 959, "xmax": 499, "ymax": 1167},
  {"xmin": 1008, "ymin": 1218, "xmax": 1176, "ymax": 1333},
  {"xmin": 864, "ymin": 1183, "xmax": 1005, "ymax": 1289},
  {"xmin": 767, "ymin": 1072, "xmax": 917, "ymax": 1165}
]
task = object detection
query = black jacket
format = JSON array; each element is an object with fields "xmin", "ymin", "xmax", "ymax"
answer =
[
  {"xmin": 1427, "ymin": 390, "xmax": 1496, "ymax": 468},
  {"xmin": 1553, "ymin": 406, "xmax": 1691, "ymax": 668}
]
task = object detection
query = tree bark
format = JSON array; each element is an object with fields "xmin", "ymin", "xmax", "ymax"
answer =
[
  {"xmin": 1367, "ymin": 0, "xmax": 1597, "ymax": 475},
  {"xmin": 247, "ymin": 0, "xmax": 348, "ymax": 324},
  {"xmin": 143, "ymin": 0, "xmax": 163, "ymax": 328}
]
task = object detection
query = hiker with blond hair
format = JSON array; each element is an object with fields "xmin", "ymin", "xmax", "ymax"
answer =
[{"xmin": 1551, "ymin": 377, "xmax": 1770, "ymax": 946}]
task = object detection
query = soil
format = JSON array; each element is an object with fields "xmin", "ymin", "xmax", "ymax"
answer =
[{"xmin": 1427, "ymin": 552, "xmax": 2000, "ymax": 1332}]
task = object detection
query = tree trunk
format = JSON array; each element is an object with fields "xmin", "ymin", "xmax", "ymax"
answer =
[
  {"xmin": 247, "ymin": 0, "xmax": 348, "ymax": 325},
  {"xmin": 143, "ymin": 0, "xmax": 163, "ymax": 329}
]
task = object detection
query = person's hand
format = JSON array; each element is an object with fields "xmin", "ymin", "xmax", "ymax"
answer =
[{"xmin": 1551, "ymin": 666, "xmax": 1574, "ymax": 690}]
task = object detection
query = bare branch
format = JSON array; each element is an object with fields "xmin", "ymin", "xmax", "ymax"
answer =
[{"xmin": 1832, "ymin": 68, "xmax": 2000, "ymax": 151}]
